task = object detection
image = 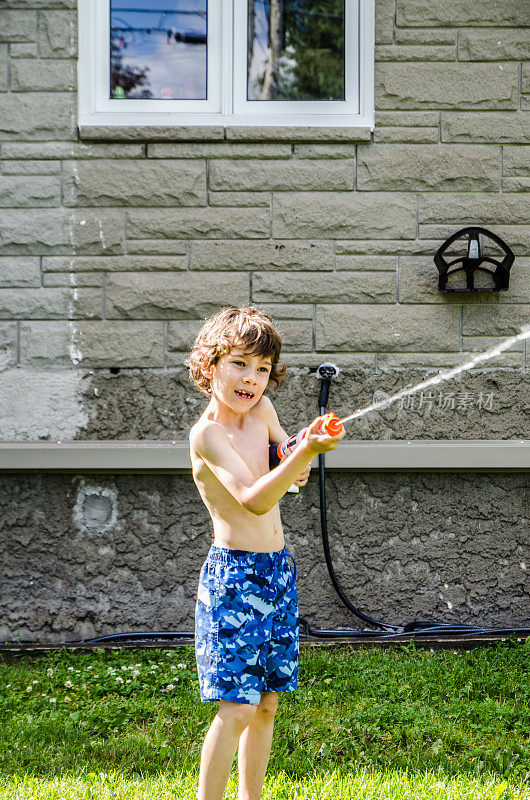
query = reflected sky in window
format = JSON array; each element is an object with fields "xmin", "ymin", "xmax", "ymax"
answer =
[{"xmin": 110, "ymin": 1, "xmax": 207, "ymax": 99}]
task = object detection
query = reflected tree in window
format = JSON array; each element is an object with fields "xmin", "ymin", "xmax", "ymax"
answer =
[{"xmin": 248, "ymin": 0, "xmax": 345, "ymax": 101}]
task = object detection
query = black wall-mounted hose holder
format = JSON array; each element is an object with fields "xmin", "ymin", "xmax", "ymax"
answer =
[{"xmin": 434, "ymin": 226, "xmax": 514, "ymax": 292}]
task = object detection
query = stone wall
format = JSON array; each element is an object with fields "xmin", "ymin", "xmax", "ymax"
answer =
[{"xmin": 0, "ymin": 1, "xmax": 529, "ymax": 641}]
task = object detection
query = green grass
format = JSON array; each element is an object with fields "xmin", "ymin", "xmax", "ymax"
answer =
[{"xmin": 1, "ymin": 642, "xmax": 529, "ymax": 799}]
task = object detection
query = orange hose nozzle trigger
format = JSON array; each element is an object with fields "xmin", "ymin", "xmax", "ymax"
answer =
[{"xmin": 321, "ymin": 413, "xmax": 343, "ymax": 436}]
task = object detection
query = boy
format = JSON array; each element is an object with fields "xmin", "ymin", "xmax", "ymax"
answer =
[{"xmin": 187, "ymin": 306, "xmax": 344, "ymax": 800}]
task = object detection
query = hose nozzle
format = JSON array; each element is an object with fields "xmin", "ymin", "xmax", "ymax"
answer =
[{"xmin": 320, "ymin": 412, "xmax": 344, "ymax": 437}]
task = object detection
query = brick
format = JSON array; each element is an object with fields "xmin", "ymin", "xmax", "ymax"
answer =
[
  {"xmin": 503, "ymin": 177, "xmax": 530, "ymax": 192},
  {"xmin": 127, "ymin": 207, "xmax": 270, "ymax": 240},
  {"xmin": 376, "ymin": 45, "xmax": 454, "ymax": 61},
  {"xmin": 252, "ymin": 303, "xmax": 314, "ymax": 320},
  {"xmin": 63, "ymin": 160, "xmax": 206, "ymax": 207},
  {"xmin": 42, "ymin": 255, "xmax": 187, "ymax": 273},
  {"xmin": 0, "ymin": 11, "xmax": 36, "ymax": 43},
  {"xmin": 10, "ymin": 43, "xmax": 39, "ymax": 58},
  {"xmin": 441, "ymin": 112, "xmax": 530, "ymax": 144},
  {"xmin": 225, "ymin": 126, "xmax": 371, "ymax": 142},
  {"xmin": 253, "ymin": 271, "xmax": 396, "ymax": 304},
  {"xmin": 43, "ymin": 273, "xmax": 102, "ymax": 288},
  {"xmin": 375, "ymin": 0, "xmax": 394, "ymax": 44},
  {"xmin": 0, "ymin": 257, "xmax": 40, "ymax": 288},
  {"xmin": 147, "ymin": 143, "xmax": 291, "ymax": 159},
  {"xmin": 396, "ymin": 29, "xmax": 457, "ymax": 46},
  {"xmin": 0, "ymin": 209, "xmax": 124, "ymax": 255},
  {"xmin": 189, "ymin": 240, "xmax": 333, "ymax": 271},
  {"xmin": 1, "ymin": 142, "xmax": 145, "ymax": 159},
  {"xmin": 397, "ymin": 0, "xmax": 529, "ymax": 27},
  {"xmin": 0, "ymin": 288, "xmax": 101, "ymax": 319},
  {"xmin": 336, "ymin": 240, "xmax": 441, "ymax": 256},
  {"xmin": 374, "ymin": 127, "xmax": 439, "ymax": 144},
  {"xmin": 335, "ymin": 255, "xmax": 397, "ymax": 271},
  {"xmin": 125, "ymin": 240, "xmax": 187, "ymax": 256},
  {"xmin": 0, "ymin": 45, "xmax": 7, "ymax": 91},
  {"xmin": 293, "ymin": 144, "xmax": 356, "ymax": 159},
  {"xmin": 503, "ymin": 146, "xmax": 530, "ymax": 177},
  {"xmin": 79, "ymin": 126, "xmax": 225, "ymax": 142},
  {"xmin": 375, "ymin": 63, "xmax": 518, "ymax": 110},
  {"xmin": 38, "ymin": 10, "xmax": 77, "ymax": 58},
  {"xmin": 273, "ymin": 193, "xmax": 416, "ymax": 240},
  {"xmin": 463, "ymin": 335, "xmax": 524, "ymax": 353},
  {"xmin": 523, "ymin": 65, "xmax": 530, "ymax": 95},
  {"xmin": 316, "ymin": 304, "xmax": 461, "ymax": 352},
  {"xmin": 0, "ymin": 323, "xmax": 17, "ymax": 369},
  {"xmin": 20, "ymin": 321, "xmax": 164, "ymax": 368},
  {"xmin": 463, "ymin": 305, "xmax": 530, "ymax": 336},
  {"xmin": 10, "ymin": 59, "xmax": 76, "ymax": 91},
  {"xmin": 358, "ymin": 144, "xmax": 499, "ymax": 192},
  {"xmin": 419, "ymin": 194, "xmax": 529, "ymax": 225},
  {"xmin": 399, "ymin": 256, "xmax": 530, "ymax": 303},
  {"xmin": 0, "ymin": 175, "xmax": 60, "ymax": 206},
  {"xmin": 106, "ymin": 273, "xmax": 249, "ymax": 319},
  {"xmin": 167, "ymin": 317, "xmax": 312, "ymax": 354},
  {"xmin": 459, "ymin": 29, "xmax": 530, "ymax": 61},
  {"xmin": 375, "ymin": 111, "xmax": 440, "ymax": 127},
  {"xmin": 208, "ymin": 192, "xmax": 270, "ymax": 207},
  {"xmin": 1, "ymin": 160, "xmax": 61, "ymax": 175},
  {"xmin": 377, "ymin": 350, "xmax": 521, "ymax": 369},
  {"xmin": 1, "ymin": 1, "xmax": 75, "ymax": 7},
  {"xmin": 0, "ymin": 93, "xmax": 76, "ymax": 140},
  {"xmin": 209, "ymin": 159, "xmax": 354, "ymax": 192}
]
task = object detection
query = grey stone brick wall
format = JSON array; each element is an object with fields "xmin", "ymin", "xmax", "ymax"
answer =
[{"xmin": 1, "ymin": 1, "xmax": 529, "ymax": 641}]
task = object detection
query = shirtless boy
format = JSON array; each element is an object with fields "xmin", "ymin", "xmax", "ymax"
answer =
[{"xmin": 187, "ymin": 306, "xmax": 344, "ymax": 800}]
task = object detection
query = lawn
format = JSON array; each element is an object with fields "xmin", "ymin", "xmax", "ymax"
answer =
[{"xmin": 0, "ymin": 642, "xmax": 528, "ymax": 799}]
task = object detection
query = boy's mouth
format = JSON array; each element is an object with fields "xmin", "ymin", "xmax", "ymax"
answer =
[{"xmin": 235, "ymin": 389, "xmax": 255, "ymax": 400}]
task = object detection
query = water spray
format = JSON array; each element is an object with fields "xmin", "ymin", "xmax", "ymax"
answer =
[{"xmin": 271, "ymin": 328, "xmax": 530, "ymax": 468}]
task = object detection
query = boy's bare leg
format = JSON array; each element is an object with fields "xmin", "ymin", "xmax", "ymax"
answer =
[
  {"xmin": 237, "ymin": 692, "xmax": 279, "ymax": 800},
  {"xmin": 198, "ymin": 700, "xmax": 257, "ymax": 800}
]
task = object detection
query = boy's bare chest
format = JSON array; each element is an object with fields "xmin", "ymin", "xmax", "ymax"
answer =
[{"xmin": 227, "ymin": 420, "xmax": 269, "ymax": 478}]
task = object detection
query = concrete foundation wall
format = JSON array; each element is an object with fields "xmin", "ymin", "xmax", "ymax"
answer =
[
  {"xmin": 1, "ymin": 1, "xmax": 529, "ymax": 639},
  {"xmin": 1, "ymin": 470, "xmax": 528, "ymax": 644}
]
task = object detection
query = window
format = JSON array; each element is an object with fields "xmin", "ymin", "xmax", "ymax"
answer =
[{"xmin": 78, "ymin": 0, "xmax": 374, "ymax": 128}]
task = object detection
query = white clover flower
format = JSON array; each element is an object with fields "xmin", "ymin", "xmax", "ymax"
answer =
[
  {"xmin": 115, "ymin": 676, "xmax": 124, "ymax": 683},
  {"xmin": 68, "ymin": 666, "xmax": 74, "ymax": 671},
  {"xmin": 75, "ymin": 670, "xmax": 80, "ymax": 674},
  {"xmin": 64, "ymin": 696, "xmax": 71, "ymax": 702},
  {"xmin": 50, "ymin": 698, "xmax": 57, "ymax": 704},
  {"xmin": 132, "ymin": 670, "xmax": 140, "ymax": 678},
  {"xmin": 121, "ymin": 666, "xmax": 128, "ymax": 671},
  {"xmin": 126, "ymin": 679, "xmax": 131, "ymax": 684},
  {"xmin": 135, "ymin": 663, "xmax": 141, "ymax": 667},
  {"xmin": 6, "ymin": 684, "xmax": 11, "ymax": 689},
  {"xmin": 26, "ymin": 686, "xmax": 32, "ymax": 693},
  {"xmin": 47, "ymin": 669, "xmax": 54, "ymax": 677},
  {"xmin": 32, "ymin": 680, "xmax": 39, "ymax": 684},
  {"xmin": 87, "ymin": 665, "xmax": 93, "ymax": 670},
  {"xmin": 64, "ymin": 680, "xmax": 74, "ymax": 689},
  {"xmin": 177, "ymin": 663, "xmax": 187, "ymax": 669},
  {"xmin": 165, "ymin": 684, "xmax": 175, "ymax": 692}
]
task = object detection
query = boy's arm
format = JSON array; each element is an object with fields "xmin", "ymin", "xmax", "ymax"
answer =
[
  {"xmin": 193, "ymin": 419, "xmax": 342, "ymax": 516},
  {"xmin": 257, "ymin": 395, "xmax": 310, "ymax": 487}
]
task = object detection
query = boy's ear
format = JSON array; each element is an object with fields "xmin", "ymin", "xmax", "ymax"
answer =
[{"xmin": 201, "ymin": 359, "xmax": 213, "ymax": 380}]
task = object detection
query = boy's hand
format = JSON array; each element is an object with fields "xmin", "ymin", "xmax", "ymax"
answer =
[
  {"xmin": 293, "ymin": 463, "xmax": 311, "ymax": 487},
  {"xmin": 302, "ymin": 415, "xmax": 345, "ymax": 457}
]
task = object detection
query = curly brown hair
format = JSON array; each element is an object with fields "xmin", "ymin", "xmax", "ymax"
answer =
[{"xmin": 187, "ymin": 306, "xmax": 286, "ymax": 396}]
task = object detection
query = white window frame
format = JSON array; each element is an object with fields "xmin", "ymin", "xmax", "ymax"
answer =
[{"xmin": 78, "ymin": 0, "xmax": 374, "ymax": 129}]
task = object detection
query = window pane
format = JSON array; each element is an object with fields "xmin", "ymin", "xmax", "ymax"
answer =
[
  {"xmin": 110, "ymin": 1, "xmax": 207, "ymax": 100},
  {"xmin": 247, "ymin": 0, "xmax": 345, "ymax": 101}
]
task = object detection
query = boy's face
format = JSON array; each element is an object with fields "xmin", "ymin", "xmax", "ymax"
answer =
[{"xmin": 204, "ymin": 347, "xmax": 272, "ymax": 411}]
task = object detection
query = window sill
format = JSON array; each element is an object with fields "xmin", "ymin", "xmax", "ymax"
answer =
[
  {"xmin": 77, "ymin": 124, "xmax": 372, "ymax": 143},
  {"xmin": 2, "ymin": 440, "xmax": 528, "ymax": 473}
]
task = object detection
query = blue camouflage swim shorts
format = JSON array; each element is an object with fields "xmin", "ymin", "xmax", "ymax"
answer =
[{"xmin": 195, "ymin": 545, "xmax": 299, "ymax": 705}]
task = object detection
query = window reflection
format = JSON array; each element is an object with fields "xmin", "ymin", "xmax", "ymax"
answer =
[
  {"xmin": 247, "ymin": 0, "xmax": 345, "ymax": 101},
  {"xmin": 110, "ymin": 1, "xmax": 207, "ymax": 100}
]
